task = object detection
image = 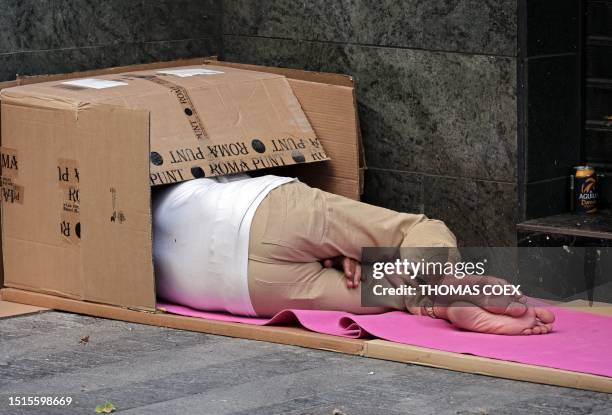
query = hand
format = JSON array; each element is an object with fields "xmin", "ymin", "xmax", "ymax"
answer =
[{"xmin": 322, "ymin": 256, "xmax": 362, "ymax": 289}]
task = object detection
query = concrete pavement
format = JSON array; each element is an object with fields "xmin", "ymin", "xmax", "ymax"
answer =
[{"xmin": 1, "ymin": 311, "xmax": 611, "ymax": 414}]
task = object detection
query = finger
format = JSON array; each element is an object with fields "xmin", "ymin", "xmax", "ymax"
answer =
[
  {"xmin": 348, "ymin": 259, "xmax": 358, "ymax": 288},
  {"xmin": 484, "ymin": 276, "xmax": 524, "ymax": 302},
  {"xmin": 346, "ymin": 258, "xmax": 360, "ymax": 289},
  {"xmin": 353, "ymin": 263, "xmax": 362, "ymax": 288},
  {"xmin": 342, "ymin": 257, "xmax": 353, "ymax": 278},
  {"xmin": 505, "ymin": 301, "xmax": 528, "ymax": 317},
  {"xmin": 470, "ymin": 276, "xmax": 527, "ymax": 316},
  {"xmin": 491, "ymin": 277, "xmax": 524, "ymax": 303},
  {"xmin": 341, "ymin": 258, "xmax": 354, "ymax": 288}
]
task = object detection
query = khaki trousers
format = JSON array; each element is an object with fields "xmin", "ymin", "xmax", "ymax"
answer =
[{"xmin": 247, "ymin": 182, "xmax": 457, "ymax": 317}]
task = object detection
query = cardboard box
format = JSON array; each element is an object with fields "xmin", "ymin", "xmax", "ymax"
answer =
[{"xmin": 0, "ymin": 57, "xmax": 363, "ymax": 310}]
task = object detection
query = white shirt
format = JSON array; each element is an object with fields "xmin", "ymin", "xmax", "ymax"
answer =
[{"xmin": 153, "ymin": 174, "xmax": 295, "ymax": 316}]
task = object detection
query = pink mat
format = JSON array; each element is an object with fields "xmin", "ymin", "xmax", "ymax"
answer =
[{"xmin": 158, "ymin": 302, "xmax": 612, "ymax": 378}]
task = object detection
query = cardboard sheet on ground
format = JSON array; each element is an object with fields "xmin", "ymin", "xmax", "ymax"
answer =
[
  {"xmin": 0, "ymin": 299, "xmax": 47, "ymax": 318},
  {"xmin": 158, "ymin": 302, "xmax": 612, "ymax": 378}
]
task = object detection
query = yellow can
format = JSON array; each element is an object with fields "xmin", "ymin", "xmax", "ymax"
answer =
[{"xmin": 573, "ymin": 166, "xmax": 598, "ymax": 213}]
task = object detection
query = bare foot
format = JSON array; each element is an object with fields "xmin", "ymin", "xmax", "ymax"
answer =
[
  {"xmin": 432, "ymin": 275, "xmax": 529, "ymax": 318},
  {"xmin": 435, "ymin": 301, "xmax": 555, "ymax": 335}
]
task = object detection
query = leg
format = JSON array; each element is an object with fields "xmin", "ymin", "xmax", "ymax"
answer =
[
  {"xmin": 247, "ymin": 182, "xmax": 541, "ymax": 332},
  {"xmin": 247, "ymin": 182, "xmax": 456, "ymax": 314},
  {"xmin": 248, "ymin": 189, "xmax": 389, "ymax": 316},
  {"xmin": 248, "ymin": 259, "xmax": 390, "ymax": 317},
  {"xmin": 249, "ymin": 181, "xmax": 457, "ymax": 265}
]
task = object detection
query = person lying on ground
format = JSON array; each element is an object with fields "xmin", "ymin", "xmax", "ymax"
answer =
[{"xmin": 153, "ymin": 174, "xmax": 555, "ymax": 335}]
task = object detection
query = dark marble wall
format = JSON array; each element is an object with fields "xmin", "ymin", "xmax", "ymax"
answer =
[
  {"xmin": 0, "ymin": 0, "xmax": 222, "ymax": 82},
  {"xmin": 517, "ymin": 0, "xmax": 583, "ymax": 220},
  {"xmin": 585, "ymin": 1, "xmax": 612, "ymax": 208},
  {"xmin": 1, "ymin": 1, "xmax": 578, "ymax": 246},
  {"xmin": 223, "ymin": 0, "xmax": 518, "ymax": 246}
]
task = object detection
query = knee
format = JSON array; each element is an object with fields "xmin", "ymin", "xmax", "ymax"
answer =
[
  {"xmin": 428, "ymin": 219, "xmax": 457, "ymax": 247},
  {"xmin": 401, "ymin": 218, "xmax": 460, "ymax": 263},
  {"xmin": 410, "ymin": 218, "xmax": 458, "ymax": 248}
]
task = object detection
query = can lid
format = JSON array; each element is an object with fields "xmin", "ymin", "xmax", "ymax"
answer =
[{"xmin": 574, "ymin": 165, "xmax": 594, "ymax": 170}]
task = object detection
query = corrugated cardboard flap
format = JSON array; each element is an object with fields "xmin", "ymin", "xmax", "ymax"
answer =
[
  {"xmin": 1, "ymin": 64, "xmax": 329, "ymax": 186},
  {"xmin": 211, "ymin": 60, "xmax": 363, "ymax": 199}
]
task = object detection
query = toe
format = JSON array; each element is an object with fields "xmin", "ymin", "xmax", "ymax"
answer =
[
  {"xmin": 522, "ymin": 328, "xmax": 532, "ymax": 335},
  {"xmin": 534, "ymin": 307, "xmax": 555, "ymax": 324},
  {"xmin": 532, "ymin": 325, "xmax": 542, "ymax": 335},
  {"xmin": 533, "ymin": 320, "xmax": 553, "ymax": 335}
]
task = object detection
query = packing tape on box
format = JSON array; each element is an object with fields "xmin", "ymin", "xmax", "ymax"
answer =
[{"xmin": 122, "ymin": 74, "xmax": 209, "ymax": 142}]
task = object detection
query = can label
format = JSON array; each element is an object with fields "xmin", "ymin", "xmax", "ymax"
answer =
[{"xmin": 574, "ymin": 166, "xmax": 598, "ymax": 213}]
